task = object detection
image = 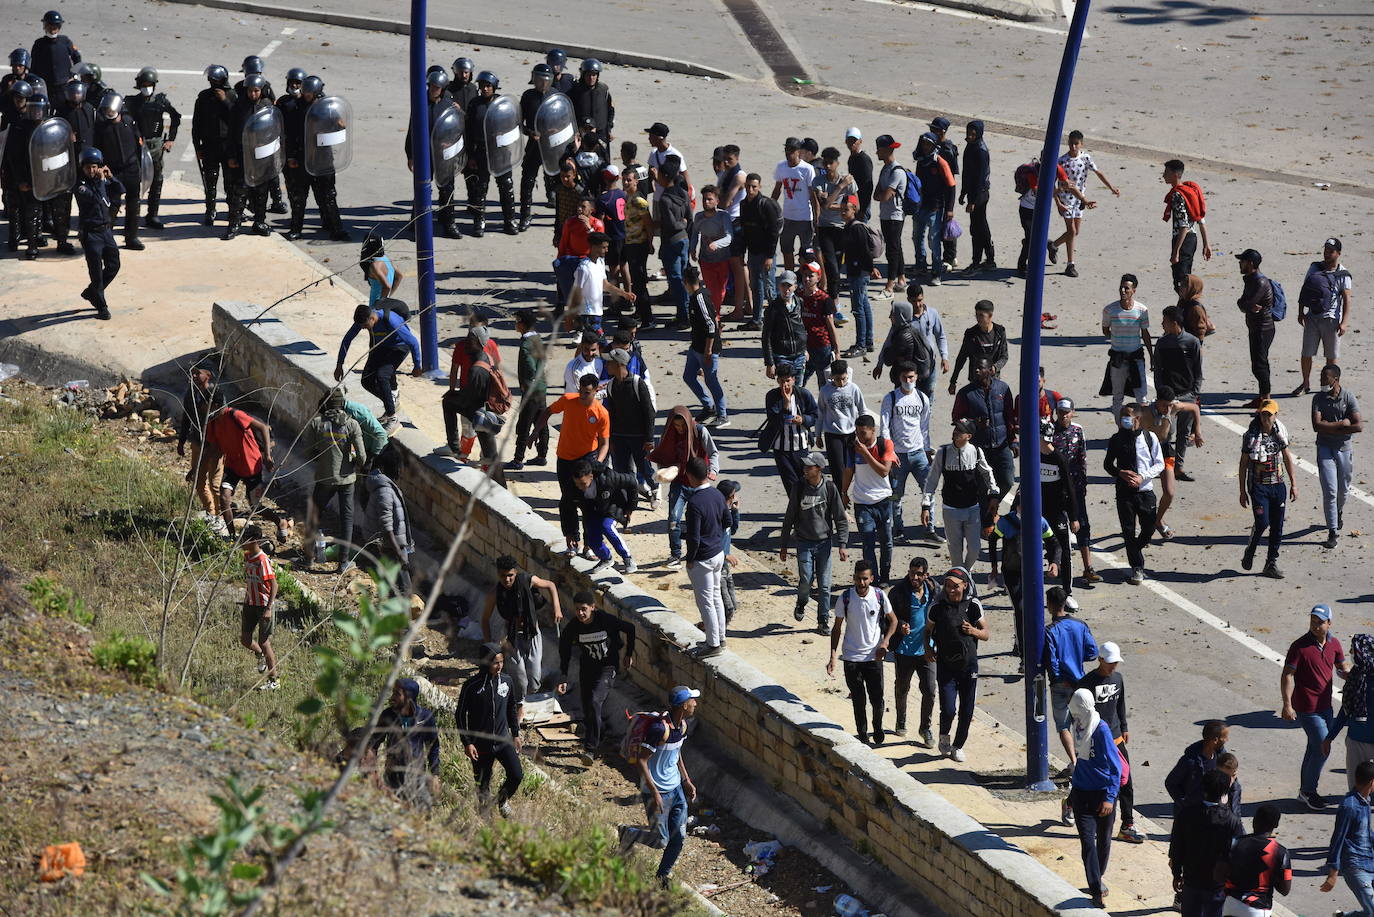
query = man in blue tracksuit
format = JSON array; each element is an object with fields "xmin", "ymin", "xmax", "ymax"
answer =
[
  {"xmin": 1322, "ymin": 759, "xmax": 1374, "ymax": 914},
  {"xmin": 1067, "ymin": 687, "xmax": 1123, "ymax": 907},
  {"xmin": 333, "ymin": 297, "xmax": 423, "ymax": 426}
]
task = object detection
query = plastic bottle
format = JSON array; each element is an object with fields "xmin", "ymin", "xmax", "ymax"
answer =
[
  {"xmin": 314, "ymin": 530, "xmax": 327, "ymax": 565},
  {"xmin": 834, "ymin": 893, "xmax": 869, "ymax": 917}
]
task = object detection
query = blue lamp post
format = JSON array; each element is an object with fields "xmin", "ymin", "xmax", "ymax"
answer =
[{"xmin": 409, "ymin": 0, "xmax": 439, "ymax": 372}]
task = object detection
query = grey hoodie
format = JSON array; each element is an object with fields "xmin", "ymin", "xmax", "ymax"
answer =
[
  {"xmin": 781, "ymin": 476, "xmax": 849, "ymax": 546},
  {"xmin": 363, "ymin": 470, "xmax": 414, "ymax": 557}
]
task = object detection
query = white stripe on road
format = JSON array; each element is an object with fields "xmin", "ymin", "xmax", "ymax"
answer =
[
  {"xmin": 281, "ymin": 27, "xmax": 297, "ymax": 35},
  {"xmin": 256, "ymin": 40, "xmax": 283, "ymax": 60},
  {"xmin": 849, "ymin": 0, "xmax": 1078, "ymax": 36}
]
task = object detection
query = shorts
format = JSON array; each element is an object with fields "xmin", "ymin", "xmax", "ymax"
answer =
[
  {"xmin": 1051, "ymin": 681, "xmax": 1075, "ymax": 731},
  {"xmin": 604, "ymin": 237, "xmax": 624, "ymax": 269},
  {"xmin": 1301, "ymin": 314, "xmax": 1341, "ymax": 360},
  {"xmin": 221, "ymin": 466, "xmax": 265, "ymax": 494},
  {"xmin": 779, "ymin": 218, "xmax": 814, "ymax": 256},
  {"xmin": 240, "ymin": 603, "xmax": 275, "ymax": 642},
  {"xmin": 1164, "ymin": 455, "xmax": 1176, "ymax": 469},
  {"xmin": 1056, "ymin": 191, "xmax": 1085, "ymax": 220}
]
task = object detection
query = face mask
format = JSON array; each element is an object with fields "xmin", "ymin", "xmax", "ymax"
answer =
[
  {"xmin": 1119, "ymin": 417, "xmax": 1135, "ymax": 431},
  {"xmin": 139, "ymin": 85, "xmax": 153, "ymax": 96},
  {"xmin": 1320, "ymin": 384, "xmax": 1333, "ymax": 394},
  {"xmin": 289, "ymin": 86, "xmax": 301, "ymax": 97},
  {"xmin": 899, "ymin": 380, "xmax": 914, "ymax": 393}
]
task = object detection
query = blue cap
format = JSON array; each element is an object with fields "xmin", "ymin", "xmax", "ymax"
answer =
[
  {"xmin": 1311, "ymin": 604, "xmax": 1333, "ymax": 622},
  {"xmin": 669, "ymin": 685, "xmax": 700, "ymax": 707}
]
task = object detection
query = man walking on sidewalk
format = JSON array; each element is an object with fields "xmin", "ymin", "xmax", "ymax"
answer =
[
  {"xmin": 1281, "ymin": 603, "xmax": 1348, "ymax": 811},
  {"xmin": 1103, "ymin": 403, "xmax": 1164, "ymax": 585},
  {"xmin": 780, "ymin": 451, "xmax": 849, "ymax": 633},
  {"xmin": 1312, "ymin": 364, "xmax": 1362, "ymax": 549},
  {"xmin": 827, "ymin": 560, "xmax": 897, "ymax": 747},
  {"xmin": 1067, "ymin": 687, "xmax": 1124, "ymax": 908}
]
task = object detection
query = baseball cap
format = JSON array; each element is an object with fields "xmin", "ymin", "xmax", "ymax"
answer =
[
  {"xmin": 669, "ymin": 685, "xmax": 700, "ymax": 706},
  {"xmin": 845, "ymin": 194, "xmax": 860, "ymax": 208},
  {"xmin": 876, "ymin": 133, "xmax": 900, "ymax": 149},
  {"xmin": 645, "ymin": 121, "xmax": 669, "ymax": 136},
  {"xmin": 1235, "ymin": 248, "xmax": 1263, "ymax": 267},
  {"xmin": 801, "ymin": 451, "xmax": 826, "ymax": 468},
  {"xmin": 784, "ymin": 136, "xmax": 802, "ymax": 151},
  {"xmin": 1100, "ymin": 641, "xmax": 1123, "ymax": 664},
  {"xmin": 1257, "ymin": 399, "xmax": 1280, "ymax": 415},
  {"xmin": 606, "ymin": 348, "xmax": 631, "ymax": 366},
  {"xmin": 953, "ymin": 418, "xmax": 976, "ymax": 435},
  {"xmin": 1325, "ymin": 237, "xmax": 1343, "ymax": 251},
  {"xmin": 845, "ymin": 126, "xmax": 862, "ymax": 140},
  {"xmin": 929, "ymin": 116, "xmax": 951, "ymax": 132},
  {"xmin": 944, "ymin": 566, "xmax": 971, "ymax": 585},
  {"xmin": 602, "ymin": 163, "xmax": 621, "ymax": 179},
  {"xmin": 1056, "ymin": 397, "xmax": 1075, "ymax": 412},
  {"xmin": 1311, "ymin": 603, "xmax": 1333, "ymax": 622},
  {"xmin": 776, "ymin": 269, "xmax": 798, "ymax": 286}
]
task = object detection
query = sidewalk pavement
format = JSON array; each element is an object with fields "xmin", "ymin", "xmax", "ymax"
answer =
[{"xmin": 0, "ymin": 177, "xmax": 1182, "ymax": 913}]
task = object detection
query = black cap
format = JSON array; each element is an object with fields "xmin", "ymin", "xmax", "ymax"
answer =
[
  {"xmin": 645, "ymin": 121, "xmax": 669, "ymax": 137},
  {"xmin": 1325, "ymin": 237, "xmax": 1342, "ymax": 251},
  {"xmin": 1235, "ymin": 248, "xmax": 1263, "ymax": 267},
  {"xmin": 784, "ymin": 136, "xmax": 802, "ymax": 151},
  {"xmin": 876, "ymin": 134, "xmax": 900, "ymax": 149},
  {"xmin": 930, "ymin": 116, "xmax": 951, "ymax": 132}
]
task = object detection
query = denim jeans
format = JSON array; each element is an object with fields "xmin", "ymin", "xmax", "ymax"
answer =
[
  {"xmin": 803, "ymin": 345, "xmax": 834, "ymax": 391},
  {"xmin": 611, "ymin": 435, "xmax": 654, "ymax": 490},
  {"xmin": 660, "ymin": 236, "xmax": 689, "ymax": 323},
  {"xmin": 937, "ymin": 660, "xmax": 978, "ymax": 748},
  {"xmin": 1179, "ymin": 885, "xmax": 1225, "ymax": 917},
  {"xmin": 636, "ymin": 783, "xmax": 689, "ymax": 878},
  {"xmin": 890, "ymin": 449, "xmax": 931, "ymax": 537},
  {"xmin": 683, "ymin": 348, "xmax": 727, "ymax": 419},
  {"xmin": 913, "ymin": 207, "xmax": 945, "ymax": 279},
  {"xmin": 854, "ymin": 500, "xmax": 893, "ymax": 583},
  {"xmin": 1318, "ymin": 443, "xmax": 1354, "ymax": 533},
  {"xmin": 1344, "ymin": 866, "xmax": 1374, "ymax": 916},
  {"xmin": 849, "ymin": 271, "xmax": 874, "ymax": 350},
  {"xmin": 748, "ymin": 250, "xmax": 776, "ymax": 314},
  {"xmin": 1298, "ymin": 708, "xmax": 1334, "ymax": 796},
  {"xmin": 773, "ymin": 352, "xmax": 807, "ymax": 381},
  {"xmin": 667, "ymin": 480, "xmax": 688, "ymax": 559},
  {"xmin": 794, "ymin": 537, "xmax": 834, "ymax": 623},
  {"xmin": 1247, "ymin": 481, "xmax": 1287, "ymax": 565}
]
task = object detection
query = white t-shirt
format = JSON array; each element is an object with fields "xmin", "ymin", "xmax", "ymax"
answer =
[
  {"xmin": 879, "ymin": 388, "xmax": 929, "ymax": 454},
  {"xmin": 773, "ymin": 159, "xmax": 816, "ymax": 221},
  {"xmin": 836, "ymin": 586, "xmax": 892, "ymax": 662},
  {"xmin": 849, "ymin": 436, "xmax": 897, "ymax": 505},
  {"xmin": 575, "ymin": 258, "xmax": 607, "ymax": 318},
  {"xmin": 648, "ymin": 144, "xmax": 685, "ymax": 202}
]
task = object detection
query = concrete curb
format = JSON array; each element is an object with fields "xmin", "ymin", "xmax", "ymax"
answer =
[
  {"xmin": 891, "ymin": 0, "xmax": 1062, "ymax": 22},
  {"xmin": 159, "ymin": 0, "xmax": 746, "ymax": 81}
]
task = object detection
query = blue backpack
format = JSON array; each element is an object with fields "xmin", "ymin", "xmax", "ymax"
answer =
[
  {"xmin": 903, "ymin": 168, "xmax": 922, "ymax": 210},
  {"xmin": 1268, "ymin": 276, "xmax": 1289, "ymax": 321}
]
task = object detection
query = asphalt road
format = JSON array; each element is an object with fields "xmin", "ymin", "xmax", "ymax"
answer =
[{"xmin": 39, "ymin": 0, "xmax": 1374, "ymax": 911}]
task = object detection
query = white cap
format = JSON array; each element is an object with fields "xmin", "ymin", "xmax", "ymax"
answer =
[
  {"xmin": 1100, "ymin": 642, "xmax": 1123, "ymax": 664},
  {"xmin": 845, "ymin": 126, "xmax": 862, "ymax": 140},
  {"xmin": 602, "ymin": 163, "xmax": 621, "ymax": 178}
]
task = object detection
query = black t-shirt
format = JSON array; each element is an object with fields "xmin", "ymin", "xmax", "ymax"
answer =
[
  {"xmin": 1077, "ymin": 669, "xmax": 1127, "ymax": 738},
  {"xmin": 929, "ymin": 596, "xmax": 983, "ymax": 670},
  {"xmin": 1225, "ymin": 833, "xmax": 1291, "ymax": 908}
]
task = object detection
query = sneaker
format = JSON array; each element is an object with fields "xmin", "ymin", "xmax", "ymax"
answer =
[
  {"xmin": 694, "ymin": 408, "xmax": 716, "ymax": 423},
  {"xmin": 691, "ymin": 643, "xmax": 723, "ymax": 659},
  {"xmin": 712, "ymin": 416, "xmax": 731, "ymax": 429},
  {"xmin": 564, "ymin": 542, "xmax": 581, "ymax": 558},
  {"xmin": 1061, "ymin": 798, "xmax": 1075, "ymax": 827},
  {"xmin": 928, "ymin": 275, "xmax": 942, "ymax": 286},
  {"xmin": 1325, "ymin": 531, "xmax": 1339, "ymax": 549},
  {"xmin": 1128, "ymin": 568, "xmax": 1144, "ymax": 585},
  {"xmin": 578, "ymin": 749, "xmax": 595, "ymax": 766},
  {"xmin": 656, "ymin": 874, "xmax": 672, "ymax": 891},
  {"xmin": 256, "ymin": 656, "xmax": 267, "ymax": 674},
  {"xmin": 1301, "ymin": 790, "xmax": 1328, "ymax": 811},
  {"xmin": 815, "ymin": 620, "xmax": 831, "ymax": 636},
  {"xmin": 1117, "ymin": 824, "xmax": 1145, "ymax": 844},
  {"xmin": 938, "ymin": 734, "xmax": 952, "ymax": 756},
  {"xmin": 1241, "ymin": 545, "xmax": 1256, "ymax": 571},
  {"xmin": 649, "ymin": 494, "xmax": 661, "ymax": 511},
  {"xmin": 664, "ymin": 555, "xmax": 682, "ymax": 570},
  {"xmin": 983, "ymin": 260, "xmax": 998, "ymax": 271},
  {"xmin": 616, "ymin": 824, "xmax": 639, "ymax": 855},
  {"xmin": 257, "ymin": 679, "xmax": 280, "ymax": 691},
  {"xmin": 589, "ymin": 558, "xmax": 614, "ymax": 576},
  {"xmin": 918, "ymin": 729, "xmax": 934, "ymax": 748},
  {"xmin": 950, "ymin": 747, "xmax": 966, "ymax": 763},
  {"xmin": 793, "ymin": 604, "xmax": 806, "ymax": 622},
  {"xmin": 1064, "ymin": 262, "xmax": 1078, "ymax": 278},
  {"xmin": 871, "ymin": 730, "xmax": 884, "ymax": 747},
  {"xmin": 621, "ymin": 557, "xmax": 638, "ymax": 575},
  {"xmin": 527, "ymin": 455, "xmax": 547, "ymax": 467},
  {"xmin": 498, "ymin": 801, "xmax": 513, "ymax": 818},
  {"xmin": 506, "ymin": 461, "xmax": 525, "ymax": 471},
  {"xmin": 1262, "ymin": 562, "xmax": 1285, "ymax": 580},
  {"xmin": 893, "ymin": 724, "xmax": 908, "ymax": 737},
  {"xmin": 1046, "ymin": 241, "xmax": 1059, "ymax": 264},
  {"xmin": 378, "ymin": 413, "xmax": 396, "ymax": 427}
]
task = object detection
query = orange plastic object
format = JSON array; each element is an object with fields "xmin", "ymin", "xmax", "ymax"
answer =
[{"xmin": 38, "ymin": 843, "xmax": 86, "ymax": 881}]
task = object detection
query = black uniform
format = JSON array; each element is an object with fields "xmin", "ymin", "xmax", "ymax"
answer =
[
  {"xmin": 191, "ymin": 85, "xmax": 236, "ymax": 218},
  {"xmin": 463, "ymin": 93, "xmax": 516, "ymax": 233},
  {"xmin": 52, "ymin": 98, "xmax": 96, "ymax": 248},
  {"xmin": 518, "ymin": 84, "xmax": 552, "ymax": 222},
  {"xmin": 29, "ymin": 34, "xmax": 80, "ymax": 87},
  {"xmin": 124, "ymin": 89, "xmax": 181, "ymax": 221},
  {"xmin": 92, "ymin": 111, "xmax": 144, "ymax": 245},
  {"xmin": 567, "ymin": 78, "xmax": 613, "ymax": 159},
  {"xmin": 73, "ymin": 170, "xmax": 123, "ymax": 316},
  {"xmin": 449, "ymin": 80, "xmax": 478, "ymax": 111},
  {"xmin": 279, "ymin": 94, "xmax": 346, "ymax": 239},
  {"xmin": 232, "ymin": 79, "xmax": 285, "ymax": 211},
  {"xmin": 551, "ymin": 71, "xmax": 574, "ymax": 94},
  {"xmin": 224, "ymin": 95, "xmax": 274, "ymax": 233},
  {"xmin": 1, "ymin": 114, "xmax": 40, "ymax": 253},
  {"xmin": 403, "ymin": 93, "xmax": 461, "ymax": 237}
]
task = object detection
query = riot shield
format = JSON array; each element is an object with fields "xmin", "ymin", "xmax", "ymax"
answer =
[
  {"xmin": 304, "ymin": 95, "xmax": 352, "ymax": 177},
  {"xmin": 430, "ymin": 104, "xmax": 463, "ymax": 187},
  {"xmin": 242, "ymin": 105, "xmax": 284, "ymax": 188},
  {"xmin": 534, "ymin": 92, "xmax": 573, "ymax": 177},
  {"xmin": 28, "ymin": 117, "xmax": 74, "ymax": 201},
  {"xmin": 139, "ymin": 146, "xmax": 153, "ymax": 197},
  {"xmin": 483, "ymin": 95, "xmax": 522, "ymax": 177}
]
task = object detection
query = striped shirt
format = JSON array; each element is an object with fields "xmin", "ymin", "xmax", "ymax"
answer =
[
  {"xmin": 1102, "ymin": 300, "xmax": 1149, "ymax": 354},
  {"xmin": 244, "ymin": 552, "xmax": 275, "ymax": 608}
]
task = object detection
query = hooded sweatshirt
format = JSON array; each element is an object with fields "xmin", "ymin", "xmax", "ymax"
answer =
[
  {"xmin": 371, "ymin": 679, "xmax": 441, "ymax": 776},
  {"xmin": 456, "ymin": 668, "xmax": 523, "ymax": 744},
  {"xmin": 649, "ymin": 405, "xmax": 720, "ymax": 476},
  {"xmin": 1069, "ymin": 688, "xmax": 1121, "ymax": 800},
  {"xmin": 780, "ymin": 475, "xmax": 849, "ymax": 546},
  {"xmin": 961, "ymin": 121, "xmax": 990, "ymax": 196},
  {"xmin": 875, "ymin": 300, "xmax": 935, "ymax": 383},
  {"xmin": 305, "ymin": 405, "xmax": 367, "ymax": 486}
]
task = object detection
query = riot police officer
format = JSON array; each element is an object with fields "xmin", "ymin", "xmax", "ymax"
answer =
[
  {"xmin": 517, "ymin": 62, "xmax": 554, "ymax": 232},
  {"xmin": 233, "ymin": 56, "xmax": 287, "ymax": 214},
  {"xmin": 124, "ymin": 66, "xmax": 180, "ymax": 229},
  {"xmin": 191, "ymin": 64, "xmax": 235, "ymax": 224},
  {"xmin": 450, "ymin": 57, "xmax": 477, "ymax": 109},
  {"xmin": 30, "ymin": 10, "xmax": 80, "ymax": 88},
  {"xmin": 281, "ymin": 75, "xmax": 349, "ymax": 242},
  {"xmin": 2, "ymin": 49, "xmax": 31, "ymax": 102},
  {"xmin": 72, "ymin": 147, "xmax": 121, "ymax": 319},
  {"xmin": 463, "ymin": 71, "xmax": 518, "ymax": 237},
  {"xmin": 92, "ymin": 89, "xmax": 144, "ymax": 249},
  {"xmin": 223, "ymin": 74, "xmax": 274, "ymax": 239},
  {"xmin": 74, "ymin": 61, "xmax": 104, "ymax": 106},
  {"xmin": 567, "ymin": 58, "xmax": 613, "ymax": 160},
  {"xmin": 2, "ymin": 84, "xmax": 41, "ymax": 257},
  {"xmin": 404, "ymin": 68, "xmax": 461, "ymax": 239},
  {"xmin": 283, "ymin": 67, "xmax": 306, "ymax": 99},
  {"xmin": 51, "ymin": 78, "xmax": 94, "ymax": 255},
  {"xmin": 545, "ymin": 48, "xmax": 574, "ymax": 94}
]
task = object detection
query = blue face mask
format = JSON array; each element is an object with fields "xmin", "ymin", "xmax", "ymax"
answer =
[{"xmin": 1119, "ymin": 417, "xmax": 1135, "ymax": 431}]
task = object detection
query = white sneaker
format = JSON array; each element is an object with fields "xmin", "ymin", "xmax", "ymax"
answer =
[
  {"xmin": 1128, "ymin": 567, "xmax": 1145, "ymax": 585},
  {"xmin": 951, "ymin": 747, "xmax": 966, "ymax": 763},
  {"xmin": 938, "ymin": 734, "xmax": 952, "ymax": 756},
  {"xmin": 498, "ymin": 801, "xmax": 513, "ymax": 818},
  {"xmin": 257, "ymin": 679, "xmax": 280, "ymax": 691},
  {"xmin": 589, "ymin": 558, "xmax": 614, "ymax": 576},
  {"xmin": 664, "ymin": 556, "xmax": 682, "ymax": 570},
  {"xmin": 621, "ymin": 557, "xmax": 638, "ymax": 574},
  {"xmin": 256, "ymin": 655, "xmax": 267, "ymax": 674}
]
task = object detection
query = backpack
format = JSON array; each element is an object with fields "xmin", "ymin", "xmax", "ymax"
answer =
[
  {"xmin": 1175, "ymin": 180, "xmax": 1207, "ymax": 222},
  {"xmin": 621, "ymin": 710, "xmax": 670, "ymax": 763},
  {"xmin": 1014, "ymin": 162, "xmax": 1037, "ymax": 195},
  {"xmin": 863, "ymin": 222, "xmax": 884, "ymax": 261},
  {"xmin": 840, "ymin": 586, "xmax": 887, "ymax": 626},
  {"xmin": 1298, "ymin": 264, "xmax": 1349, "ymax": 317},
  {"xmin": 903, "ymin": 168, "xmax": 922, "ymax": 209},
  {"xmin": 1268, "ymin": 277, "xmax": 1289, "ymax": 322},
  {"xmin": 476, "ymin": 356, "xmax": 513, "ymax": 415}
]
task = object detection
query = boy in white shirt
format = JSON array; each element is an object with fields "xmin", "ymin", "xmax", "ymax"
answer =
[{"xmin": 827, "ymin": 560, "xmax": 897, "ymax": 746}]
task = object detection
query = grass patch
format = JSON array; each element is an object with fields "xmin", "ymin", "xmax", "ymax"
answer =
[
  {"xmin": 24, "ymin": 575, "xmax": 94, "ymax": 627},
  {"xmin": 91, "ymin": 632, "xmax": 158, "ymax": 685}
]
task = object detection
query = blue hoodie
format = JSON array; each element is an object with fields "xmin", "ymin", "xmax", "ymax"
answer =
[{"xmin": 1071, "ymin": 720, "xmax": 1122, "ymax": 802}]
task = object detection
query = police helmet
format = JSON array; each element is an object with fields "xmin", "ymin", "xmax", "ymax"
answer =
[
  {"xmin": 98, "ymin": 90, "xmax": 123, "ymax": 119},
  {"xmin": 27, "ymin": 94, "xmax": 47, "ymax": 119},
  {"xmin": 62, "ymin": 79, "xmax": 85, "ymax": 103},
  {"xmin": 301, "ymin": 75, "xmax": 324, "ymax": 97},
  {"xmin": 243, "ymin": 74, "xmax": 266, "ymax": 92},
  {"xmin": 87, "ymin": 63, "xmax": 101, "ymax": 82},
  {"xmin": 27, "ymin": 75, "xmax": 47, "ymax": 98},
  {"xmin": 285, "ymin": 67, "xmax": 307, "ymax": 84},
  {"xmin": 580, "ymin": 58, "xmax": 602, "ymax": 75},
  {"xmin": 453, "ymin": 57, "xmax": 474, "ymax": 74},
  {"xmin": 242, "ymin": 55, "xmax": 264, "ymax": 75},
  {"xmin": 9, "ymin": 79, "xmax": 31, "ymax": 99},
  {"xmin": 425, "ymin": 69, "xmax": 450, "ymax": 89},
  {"xmin": 546, "ymin": 48, "xmax": 567, "ymax": 69},
  {"xmin": 79, "ymin": 147, "xmax": 104, "ymax": 167},
  {"xmin": 204, "ymin": 64, "xmax": 229, "ymax": 87},
  {"xmin": 10, "ymin": 48, "xmax": 30, "ymax": 69},
  {"xmin": 476, "ymin": 70, "xmax": 499, "ymax": 89},
  {"xmin": 530, "ymin": 63, "xmax": 553, "ymax": 84},
  {"xmin": 135, "ymin": 66, "xmax": 158, "ymax": 86},
  {"xmin": 41, "ymin": 10, "xmax": 64, "ymax": 26}
]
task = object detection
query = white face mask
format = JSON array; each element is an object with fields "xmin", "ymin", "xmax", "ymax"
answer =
[
  {"xmin": 139, "ymin": 85, "xmax": 153, "ymax": 96},
  {"xmin": 1119, "ymin": 417, "xmax": 1135, "ymax": 431},
  {"xmin": 1321, "ymin": 384, "xmax": 1333, "ymax": 394},
  {"xmin": 899, "ymin": 380, "xmax": 914, "ymax": 393},
  {"xmin": 288, "ymin": 86, "xmax": 301, "ymax": 97}
]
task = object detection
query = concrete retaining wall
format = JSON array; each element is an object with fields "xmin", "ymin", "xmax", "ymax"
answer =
[{"xmin": 211, "ymin": 300, "xmax": 1105, "ymax": 917}]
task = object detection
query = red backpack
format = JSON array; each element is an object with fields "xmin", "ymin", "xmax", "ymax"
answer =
[
  {"xmin": 1014, "ymin": 162, "xmax": 1038, "ymax": 194},
  {"xmin": 476, "ymin": 356, "xmax": 512, "ymax": 415},
  {"xmin": 621, "ymin": 710, "xmax": 670, "ymax": 763}
]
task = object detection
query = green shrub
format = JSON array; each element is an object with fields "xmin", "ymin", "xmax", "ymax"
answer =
[
  {"xmin": 24, "ymin": 575, "xmax": 95, "ymax": 626},
  {"xmin": 92, "ymin": 632, "xmax": 158, "ymax": 685}
]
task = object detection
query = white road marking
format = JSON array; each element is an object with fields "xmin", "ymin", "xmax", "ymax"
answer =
[
  {"xmin": 849, "ymin": 0, "xmax": 1078, "ymax": 37},
  {"xmin": 180, "ymin": 146, "xmax": 196, "ymax": 162},
  {"xmin": 281, "ymin": 27, "xmax": 297, "ymax": 35},
  {"xmin": 256, "ymin": 40, "xmax": 283, "ymax": 60}
]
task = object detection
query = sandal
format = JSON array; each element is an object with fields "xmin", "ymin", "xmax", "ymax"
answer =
[{"xmin": 1157, "ymin": 523, "xmax": 1174, "ymax": 540}]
